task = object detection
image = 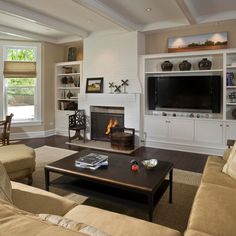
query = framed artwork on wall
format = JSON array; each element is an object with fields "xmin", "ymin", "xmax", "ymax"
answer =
[
  {"xmin": 168, "ymin": 32, "xmax": 228, "ymax": 53},
  {"xmin": 86, "ymin": 77, "xmax": 104, "ymax": 93}
]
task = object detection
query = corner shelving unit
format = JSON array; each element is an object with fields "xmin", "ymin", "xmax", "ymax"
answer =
[{"xmin": 55, "ymin": 60, "xmax": 82, "ymax": 136}]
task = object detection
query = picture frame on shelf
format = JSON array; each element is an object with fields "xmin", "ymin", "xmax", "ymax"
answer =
[{"xmin": 86, "ymin": 77, "xmax": 104, "ymax": 93}]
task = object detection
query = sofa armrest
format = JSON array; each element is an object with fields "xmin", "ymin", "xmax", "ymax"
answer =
[{"xmin": 11, "ymin": 181, "xmax": 77, "ymax": 216}]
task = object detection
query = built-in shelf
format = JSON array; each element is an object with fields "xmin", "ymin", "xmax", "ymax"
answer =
[
  {"xmin": 227, "ymin": 66, "xmax": 236, "ymax": 69},
  {"xmin": 145, "ymin": 69, "xmax": 223, "ymax": 75},
  {"xmin": 57, "ymin": 87, "xmax": 80, "ymax": 90},
  {"xmin": 57, "ymin": 98, "xmax": 78, "ymax": 101},
  {"xmin": 227, "ymin": 86, "xmax": 236, "ymax": 89},
  {"xmin": 57, "ymin": 73, "xmax": 80, "ymax": 76},
  {"xmin": 226, "ymin": 103, "xmax": 236, "ymax": 106}
]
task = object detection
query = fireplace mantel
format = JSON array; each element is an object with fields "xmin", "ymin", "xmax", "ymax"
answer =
[{"xmin": 78, "ymin": 93, "xmax": 141, "ymax": 140}]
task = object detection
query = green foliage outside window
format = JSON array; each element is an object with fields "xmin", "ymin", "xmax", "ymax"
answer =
[{"xmin": 7, "ymin": 48, "xmax": 36, "ymax": 61}]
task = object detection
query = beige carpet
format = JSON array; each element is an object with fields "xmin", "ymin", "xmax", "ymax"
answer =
[{"xmin": 32, "ymin": 145, "xmax": 202, "ymax": 234}]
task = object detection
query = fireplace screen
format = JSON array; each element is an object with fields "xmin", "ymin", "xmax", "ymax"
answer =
[{"xmin": 91, "ymin": 112, "xmax": 124, "ymax": 141}]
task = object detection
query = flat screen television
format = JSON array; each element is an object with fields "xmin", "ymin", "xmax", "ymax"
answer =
[{"xmin": 147, "ymin": 75, "xmax": 221, "ymax": 113}]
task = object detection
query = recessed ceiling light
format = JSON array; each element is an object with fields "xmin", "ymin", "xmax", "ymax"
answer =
[{"xmin": 145, "ymin": 8, "xmax": 152, "ymax": 12}]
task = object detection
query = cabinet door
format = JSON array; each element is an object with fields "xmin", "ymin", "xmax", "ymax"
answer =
[
  {"xmin": 144, "ymin": 116, "xmax": 168, "ymax": 140},
  {"xmin": 168, "ymin": 119, "xmax": 194, "ymax": 142},
  {"xmin": 225, "ymin": 121, "xmax": 236, "ymax": 141},
  {"xmin": 195, "ymin": 120, "xmax": 223, "ymax": 145}
]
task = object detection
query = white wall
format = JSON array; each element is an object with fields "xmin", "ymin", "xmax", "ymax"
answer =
[{"xmin": 82, "ymin": 31, "xmax": 142, "ymax": 94}]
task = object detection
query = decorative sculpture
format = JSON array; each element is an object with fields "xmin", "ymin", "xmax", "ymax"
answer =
[
  {"xmin": 121, "ymin": 79, "xmax": 129, "ymax": 93},
  {"xmin": 114, "ymin": 85, "xmax": 122, "ymax": 93},
  {"xmin": 108, "ymin": 82, "xmax": 115, "ymax": 93}
]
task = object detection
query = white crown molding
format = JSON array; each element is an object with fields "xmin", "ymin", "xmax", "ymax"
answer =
[
  {"xmin": 0, "ymin": 0, "xmax": 89, "ymax": 38},
  {"xmin": 175, "ymin": 0, "xmax": 197, "ymax": 24},
  {"xmin": 56, "ymin": 35, "xmax": 84, "ymax": 44},
  {"xmin": 73, "ymin": 0, "xmax": 140, "ymax": 31}
]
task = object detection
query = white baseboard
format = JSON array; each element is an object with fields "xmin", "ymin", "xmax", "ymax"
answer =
[
  {"xmin": 11, "ymin": 129, "xmax": 56, "ymax": 140},
  {"xmin": 145, "ymin": 140, "xmax": 225, "ymax": 156},
  {"xmin": 55, "ymin": 129, "xmax": 69, "ymax": 137}
]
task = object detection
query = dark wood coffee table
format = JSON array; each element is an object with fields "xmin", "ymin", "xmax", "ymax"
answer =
[{"xmin": 44, "ymin": 149, "xmax": 173, "ymax": 221}]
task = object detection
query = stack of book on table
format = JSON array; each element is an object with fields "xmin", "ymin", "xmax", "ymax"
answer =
[{"xmin": 75, "ymin": 153, "xmax": 108, "ymax": 170}]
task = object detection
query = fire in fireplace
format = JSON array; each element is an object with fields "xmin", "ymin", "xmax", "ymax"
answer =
[
  {"xmin": 91, "ymin": 106, "xmax": 124, "ymax": 141},
  {"xmin": 105, "ymin": 119, "xmax": 119, "ymax": 135}
]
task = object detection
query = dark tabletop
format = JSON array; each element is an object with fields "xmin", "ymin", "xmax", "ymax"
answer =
[{"xmin": 45, "ymin": 149, "xmax": 173, "ymax": 193}]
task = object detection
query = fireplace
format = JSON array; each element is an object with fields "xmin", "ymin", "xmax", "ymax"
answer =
[{"xmin": 91, "ymin": 106, "xmax": 124, "ymax": 141}]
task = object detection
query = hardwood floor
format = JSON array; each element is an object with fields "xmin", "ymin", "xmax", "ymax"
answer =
[{"xmin": 19, "ymin": 135, "xmax": 208, "ymax": 173}]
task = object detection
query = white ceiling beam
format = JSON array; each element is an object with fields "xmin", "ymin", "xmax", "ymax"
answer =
[
  {"xmin": 73, "ymin": 0, "xmax": 140, "ymax": 31},
  {"xmin": 0, "ymin": 0, "xmax": 89, "ymax": 38},
  {"xmin": 175, "ymin": 0, "xmax": 197, "ymax": 25},
  {"xmin": 0, "ymin": 25, "xmax": 57, "ymax": 43}
]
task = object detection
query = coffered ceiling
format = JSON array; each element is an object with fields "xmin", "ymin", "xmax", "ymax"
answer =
[{"xmin": 0, "ymin": 0, "xmax": 236, "ymax": 44}]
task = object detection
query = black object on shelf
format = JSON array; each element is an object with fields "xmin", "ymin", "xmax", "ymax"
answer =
[
  {"xmin": 161, "ymin": 60, "xmax": 173, "ymax": 71},
  {"xmin": 179, "ymin": 60, "xmax": 191, "ymax": 71},
  {"xmin": 198, "ymin": 58, "xmax": 212, "ymax": 70}
]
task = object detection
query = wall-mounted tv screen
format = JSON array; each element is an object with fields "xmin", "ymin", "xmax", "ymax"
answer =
[{"xmin": 147, "ymin": 75, "xmax": 221, "ymax": 113}]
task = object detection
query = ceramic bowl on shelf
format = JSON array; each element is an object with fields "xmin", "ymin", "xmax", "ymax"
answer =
[{"xmin": 142, "ymin": 159, "xmax": 158, "ymax": 169}]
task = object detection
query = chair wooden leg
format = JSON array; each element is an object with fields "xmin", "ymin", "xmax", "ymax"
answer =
[
  {"xmin": 27, "ymin": 174, "xmax": 33, "ymax": 186},
  {"xmin": 68, "ymin": 130, "xmax": 71, "ymax": 142}
]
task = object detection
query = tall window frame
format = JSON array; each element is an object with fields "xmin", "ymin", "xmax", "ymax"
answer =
[{"xmin": 2, "ymin": 42, "xmax": 41, "ymax": 124}]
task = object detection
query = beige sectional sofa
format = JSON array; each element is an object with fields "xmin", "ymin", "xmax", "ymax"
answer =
[
  {"xmin": 0, "ymin": 181, "xmax": 181, "ymax": 236},
  {"xmin": 185, "ymin": 149, "xmax": 236, "ymax": 236},
  {"xmin": 1, "ymin": 148, "xmax": 235, "ymax": 236}
]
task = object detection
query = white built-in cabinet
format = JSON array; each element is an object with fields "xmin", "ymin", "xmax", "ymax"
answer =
[
  {"xmin": 225, "ymin": 121, "xmax": 236, "ymax": 141},
  {"xmin": 55, "ymin": 61, "xmax": 82, "ymax": 136},
  {"xmin": 140, "ymin": 49, "xmax": 236, "ymax": 154},
  {"xmin": 194, "ymin": 120, "xmax": 223, "ymax": 145}
]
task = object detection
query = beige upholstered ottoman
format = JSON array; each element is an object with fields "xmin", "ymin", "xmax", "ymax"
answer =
[{"xmin": 0, "ymin": 144, "xmax": 35, "ymax": 185}]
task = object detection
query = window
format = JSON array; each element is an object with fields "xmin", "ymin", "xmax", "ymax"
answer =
[{"xmin": 2, "ymin": 43, "xmax": 41, "ymax": 123}]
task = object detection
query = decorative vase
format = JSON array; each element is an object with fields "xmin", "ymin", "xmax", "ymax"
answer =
[
  {"xmin": 67, "ymin": 90, "xmax": 73, "ymax": 99},
  {"xmin": 161, "ymin": 60, "xmax": 173, "ymax": 71},
  {"xmin": 68, "ymin": 47, "xmax": 77, "ymax": 62},
  {"xmin": 61, "ymin": 77, "xmax": 68, "ymax": 85},
  {"xmin": 198, "ymin": 58, "xmax": 212, "ymax": 70},
  {"xmin": 179, "ymin": 60, "xmax": 191, "ymax": 71}
]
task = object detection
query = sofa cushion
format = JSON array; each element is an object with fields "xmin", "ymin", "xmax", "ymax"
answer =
[
  {"xmin": 0, "ymin": 199, "xmax": 88, "ymax": 236},
  {"xmin": 0, "ymin": 161, "xmax": 12, "ymax": 204},
  {"xmin": 185, "ymin": 229, "xmax": 214, "ymax": 236},
  {"xmin": 11, "ymin": 181, "xmax": 77, "ymax": 216},
  {"xmin": 187, "ymin": 183, "xmax": 236, "ymax": 236},
  {"xmin": 39, "ymin": 214, "xmax": 109, "ymax": 236},
  {"xmin": 222, "ymin": 147, "xmax": 236, "ymax": 180},
  {"xmin": 65, "ymin": 205, "xmax": 181, "ymax": 236},
  {"xmin": 201, "ymin": 156, "xmax": 236, "ymax": 189}
]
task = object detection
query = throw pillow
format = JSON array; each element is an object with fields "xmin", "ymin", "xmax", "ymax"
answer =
[
  {"xmin": 0, "ymin": 161, "xmax": 12, "ymax": 204},
  {"xmin": 222, "ymin": 147, "xmax": 236, "ymax": 180},
  {"xmin": 223, "ymin": 148, "xmax": 232, "ymax": 161},
  {"xmin": 39, "ymin": 214, "xmax": 110, "ymax": 236}
]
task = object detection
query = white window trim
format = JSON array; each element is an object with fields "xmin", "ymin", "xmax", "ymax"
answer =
[{"xmin": 1, "ymin": 41, "xmax": 42, "ymax": 124}]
